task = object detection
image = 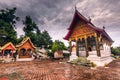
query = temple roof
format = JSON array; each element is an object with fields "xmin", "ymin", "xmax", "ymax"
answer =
[
  {"xmin": 64, "ymin": 10, "xmax": 113, "ymax": 42},
  {"xmin": 0, "ymin": 42, "xmax": 16, "ymax": 50},
  {"xmin": 16, "ymin": 37, "xmax": 36, "ymax": 49}
]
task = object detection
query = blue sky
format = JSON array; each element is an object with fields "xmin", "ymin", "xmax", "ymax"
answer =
[{"xmin": 0, "ymin": 0, "xmax": 120, "ymax": 47}]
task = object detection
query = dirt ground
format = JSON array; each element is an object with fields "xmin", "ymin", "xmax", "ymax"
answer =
[{"xmin": 0, "ymin": 59, "xmax": 120, "ymax": 80}]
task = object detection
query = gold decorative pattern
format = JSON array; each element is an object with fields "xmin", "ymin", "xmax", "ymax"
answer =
[{"xmin": 70, "ymin": 22, "xmax": 95, "ymax": 39}]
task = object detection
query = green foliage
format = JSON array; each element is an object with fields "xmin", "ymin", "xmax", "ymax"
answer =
[
  {"xmin": 0, "ymin": 7, "xmax": 19, "ymax": 45},
  {"xmin": 23, "ymin": 16, "xmax": 40, "ymax": 46},
  {"xmin": 47, "ymin": 51, "xmax": 54, "ymax": 57},
  {"xmin": 41, "ymin": 30, "xmax": 53, "ymax": 49},
  {"xmin": 23, "ymin": 16, "xmax": 38, "ymax": 35},
  {"xmin": 111, "ymin": 47, "xmax": 120, "ymax": 55},
  {"xmin": 70, "ymin": 57, "xmax": 91, "ymax": 67},
  {"xmin": 51, "ymin": 40, "xmax": 67, "ymax": 53},
  {"xmin": 17, "ymin": 35, "xmax": 24, "ymax": 43},
  {"xmin": 63, "ymin": 53, "xmax": 69, "ymax": 58},
  {"xmin": 22, "ymin": 16, "xmax": 53, "ymax": 48}
]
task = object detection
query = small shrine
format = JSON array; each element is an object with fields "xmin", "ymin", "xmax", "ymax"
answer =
[
  {"xmin": 64, "ymin": 9, "xmax": 113, "ymax": 66},
  {"xmin": 0, "ymin": 42, "xmax": 16, "ymax": 58},
  {"xmin": 16, "ymin": 37, "xmax": 36, "ymax": 61},
  {"xmin": 54, "ymin": 50, "xmax": 63, "ymax": 59}
]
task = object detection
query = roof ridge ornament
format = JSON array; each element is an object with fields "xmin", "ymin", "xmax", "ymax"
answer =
[
  {"xmin": 75, "ymin": 4, "xmax": 77, "ymax": 12},
  {"xmin": 88, "ymin": 16, "xmax": 91, "ymax": 22},
  {"xmin": 103, "ymin": 26, "xmax": 105, "ymax": 30}
]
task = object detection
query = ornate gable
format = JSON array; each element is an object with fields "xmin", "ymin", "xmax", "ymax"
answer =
[
  {"xmin": 70, "ymin": 21, "xmax": 95, "ymax": 39},
  {"xmin": 1, "ymin": 42, "xmax": 16, "ymax": 50},
  {"xmin": 16, "ymin": 37, "xmax": 36, "ymax": 49}
]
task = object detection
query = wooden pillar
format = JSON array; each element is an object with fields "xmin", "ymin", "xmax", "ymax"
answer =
[
  {"xmin": 18, "ymin": 49, "xmax": 20, "ymax": 58},
  {"xmin": 12, "ymin": 50, "xmax": 14, "ymax": 58},
  {"xmin": 69, "ymin": 40, "xmax": 72, "ymax": 55},
  {"xmin": 25, "ymin": 49, "xmax": 27, "ymax": 56},
  {"xmin": 76, "ymin": 38, "xmax": 79, "ymax": 57},
  {"xmin": 2, "ymin": 50, "xmax": 4, "ymax": 58},
  {"xmin": 95, "ymin": 33, "xmax": 101, "ymax": 57},
  {"xmin": 84, "ymin": 35, "xmax": 89, "ymax": 57}
]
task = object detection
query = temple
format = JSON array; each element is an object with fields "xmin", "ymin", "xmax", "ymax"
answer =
[
  {"xmin": 64, "ymin": 9, "xmax": 113, "ymax": 66},
  {"xmin": 0, "ymin": 42, "xmax": 16, "ymax": 58},
  {"xmin": 16, "ymin": 37, "xmax": 36, "ymax": 61}
]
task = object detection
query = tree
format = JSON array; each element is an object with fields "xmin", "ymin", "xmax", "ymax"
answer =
[
  {"xmin": 23, "ymin": 16, "xmax": 40, "ymax": 46},
  {"xmin": 41, "ymin": 30, "xmax": 53, "ymax": 49},
  {"xmin": 111, "ymin": 47, "xmax": 120, "ymax": 55},
  {"xmin": 23, "ymin": 16, "xmax": 39, "ymax": 36},
  {"xmin": 51, "ymin": 40, "xmax": 67, "ymax": 53},
  {"xmin": 22, "ymin": 16, "xmax": 53, "ymax": 48},
  {"xmin": 0, "ymin": 8, "xmax": 19, "ymax": 45}
]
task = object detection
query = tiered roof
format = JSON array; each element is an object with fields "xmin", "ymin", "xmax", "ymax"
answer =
[
  {"xmin": 0, "ymin": 42, "xmax": 16, "ymax": 50},
  {"xmin": 16, "ymin": 37, "xmax": 36, "ymax": 49},
  {"xmin": 64, "ymin": 10, "xmax": 113, "ymax": 42}
]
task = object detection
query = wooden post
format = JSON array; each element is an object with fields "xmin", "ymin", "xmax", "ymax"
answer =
[
  {"xmin": 75, "ymin": 38, "xmax": 79, "ymax": 57},
  {"xmin": 95, "ymin": 33, "xmax": 101, "ymax": 57},
  {"xmin": 84, "ymin": 35, "xmax": 89, "ymax": 57},
  {"xmin": 2, "ymin": 50, "xmax": 4, "ymax": 58},
  {"xmin": 12, "ymin": 50, "xmax": 13, "ymax": 58},
  {"xmin": 69, "ymin": 40, "xmax": 72, "ymax": 56}
]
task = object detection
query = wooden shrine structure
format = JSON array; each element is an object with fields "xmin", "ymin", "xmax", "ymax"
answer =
[
  {"xmin": 16, "ymin": 37, "xmax": 36, "ymax": 61},
  {"xmin": 0, "ymin": 42, "xmax": 16, "ymax": 58},
  {"xmin": 64, "ymin": 9, "xmax": 113, "ymax": 66}
]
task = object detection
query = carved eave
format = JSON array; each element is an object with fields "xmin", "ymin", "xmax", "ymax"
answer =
[
  {"xmin": 0, "ymin": 42, "xmax": 16, "ymax": 50},
  {"xmin": 16, "ymin": 37, "xmax": 36, "ymax": 49}
]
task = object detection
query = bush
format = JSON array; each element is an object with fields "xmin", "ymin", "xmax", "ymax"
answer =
[
  {"xmin": 111, "ymin": 47, "xmax": 120, "ymax": 55},
  {"xmin": 63, "ymin": 53, "xmax": 69, "ymax": 58},
  {"xmin": 70, "ymin": 57, "xmax": 91, "ymax": 67},
  {"xmin": 51, "ymin": 40, "xmax": 67, "ymax": 53},
  {"xmin": 47, "ymin": 51, "xmax": 54, "ymax": 57},
  {"xmin": 90, "ymin": 62, "xmax": 96, "ymax": 67}
]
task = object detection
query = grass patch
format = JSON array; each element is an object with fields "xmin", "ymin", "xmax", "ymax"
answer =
[{"xmin": 70, "ymin": 57, "xmax": 92, "ymax": 67}]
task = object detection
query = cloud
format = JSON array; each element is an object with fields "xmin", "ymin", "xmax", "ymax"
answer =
[{"xmin": 0, "ymin": 0, "xmax": 120, "ymax": 47}]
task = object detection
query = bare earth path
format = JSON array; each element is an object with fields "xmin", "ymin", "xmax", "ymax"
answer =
[{"xmin": 0, "ymin": 59, "xmax": 120, "ymax": 80}]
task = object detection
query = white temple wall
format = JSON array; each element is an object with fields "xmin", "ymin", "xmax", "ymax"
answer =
[
  {"xmin": 16, "ymin": 55, "xmax": 34, "ymax": 61},
  {"xmin": 101, "ymin": 43, "xmax": 111, "ymax": 57},
  {"xmin": 79, "ymin": 51, "xmax": 86, "ymax": 57},
  {"xmin": 88, "ymin": 51, "xmax": 98, "ymax": 57}
]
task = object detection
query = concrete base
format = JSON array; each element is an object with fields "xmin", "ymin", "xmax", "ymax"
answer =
[
  {"xmin": 87, "ymin": 56, "xmax": 113, "ymax": 66},
  {"xmin": 16, "ymin": 55, "xmax": 34, "ymax": 61},
  {"xmin": 69, "ymin": 52, "xmax": 78, "ymax": 61},
  {"xmin": 17, "ymin": 58, "xmax": 34, "ymax": 61}
]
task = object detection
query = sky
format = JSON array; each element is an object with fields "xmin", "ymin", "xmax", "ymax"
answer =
[{"xmin": 0, "ymin": 0, "xmax": 120, "ymax": 47}]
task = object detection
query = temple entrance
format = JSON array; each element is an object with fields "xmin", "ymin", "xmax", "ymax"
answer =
[
  {"xmin": 16, "ymin": 37, "xmax": 36, "ymax": 61},
  {"xmin": 4, "ymin": 50, "xmax": 12, "ymax": 58},
  {"xmin": 19, "ymin": 48, "xmax": 32, "ymax": 58},
  {"xmin": 20, "ymin": 48, "xmax": 26, "ymax": 56}
]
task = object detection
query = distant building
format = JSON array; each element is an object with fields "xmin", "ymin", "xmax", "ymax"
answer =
[
  {"xmin": 54, "ymin": 50, "xmax": 63, "ymax": 59},
  {"xmin": 64, "ymin": 9, "xmax": 113, "ymax": 66}
]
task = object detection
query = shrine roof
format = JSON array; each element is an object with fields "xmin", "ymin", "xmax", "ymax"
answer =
[
  {"xmin": 64, "ymin": 10, "xmax": 113, "ymax": 42},
  {"xmin": 16, "ymin": 37, "xmax": 36, "ymax": 49},
  {"xmin": 0, "ymin": 42, "xmax": 16, "ymax": 50}
]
